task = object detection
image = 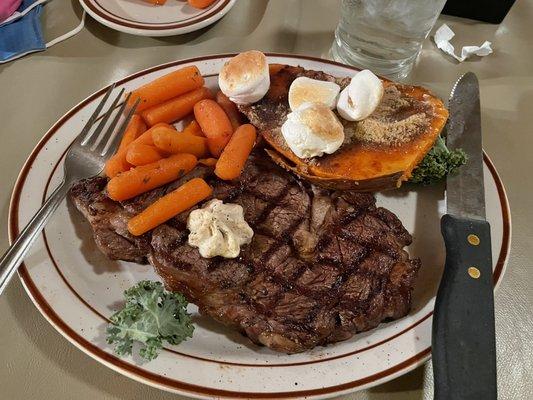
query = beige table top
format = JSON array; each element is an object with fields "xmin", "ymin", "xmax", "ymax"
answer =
[{"xmin": 1, "ymin": 1, "xmax": 532, "ymax": 399}]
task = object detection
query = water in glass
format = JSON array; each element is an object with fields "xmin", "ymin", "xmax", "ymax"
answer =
[{"xmin": 332, "ymin": 0, "xmax": 447, "ymax": 80}]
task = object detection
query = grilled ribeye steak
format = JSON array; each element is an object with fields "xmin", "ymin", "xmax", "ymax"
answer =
[{"xmin": 70, "ymin": 152, "xmax": 420, "ymax": 353}]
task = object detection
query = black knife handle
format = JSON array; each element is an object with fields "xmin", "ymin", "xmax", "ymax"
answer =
[{"xmin": 432, "ymin": 214, "xmax": 497, "ymax": 400}]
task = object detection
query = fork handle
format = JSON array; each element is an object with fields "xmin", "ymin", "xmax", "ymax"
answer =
[{"xmin": 0, "ymin": 181, "xmax": 69, "ymax": 296}]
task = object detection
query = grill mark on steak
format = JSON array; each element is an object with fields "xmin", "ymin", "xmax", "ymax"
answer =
[
  {"xmin": 223, "ymin": 178, "xmax": 316, "ymax": 321},
  {"xmin": 69, "ymin": 151, "xmax": 420, "ymax": 353}
]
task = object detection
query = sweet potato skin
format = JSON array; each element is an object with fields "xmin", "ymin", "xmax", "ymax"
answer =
[{"xmin": 266, "ymin": 149, "xmax": 404, "ymax": 192}]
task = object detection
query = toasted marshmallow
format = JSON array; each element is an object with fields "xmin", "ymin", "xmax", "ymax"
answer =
[
  {"xmin": 281, "ymin": 103, "xmax": 345, "ymax": 159},
  {"xmin": 218, "ymin": 50, "xmax": 270, "ymax": 105},
  {"xmin": 336, "ymin": 70, "xmax": 384, "ymax": 121},
  {"xmin": 288, "ymin": 77, "xmax": 341, "ymax": 111}
]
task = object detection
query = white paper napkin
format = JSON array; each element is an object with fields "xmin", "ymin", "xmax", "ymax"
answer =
[{"xmin": 433, "ymin": 24, "xmax": 493, "ymax": 62}]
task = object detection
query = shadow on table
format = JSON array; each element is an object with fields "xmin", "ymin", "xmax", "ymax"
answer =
[
  {"xmin": 84, "ymin": 14, "xmax": 207, "ymax": 49},
  {"xmin": 267, "ymin": 27, "xmax": 335, "ymax": 58},
  {"xmin": 262, "ymin": 0, "xmax": 336, "ymax": 56}
]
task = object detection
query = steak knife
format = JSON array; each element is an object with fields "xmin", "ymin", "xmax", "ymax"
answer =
[{"xmin": 432, "ymin": 72, "xmax": 497, "ymax": 400}]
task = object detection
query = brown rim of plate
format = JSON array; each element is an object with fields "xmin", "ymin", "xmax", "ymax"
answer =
[
  {"xmin": 81, "ymin": 0, "xmax": 231, "ymax": 30},
  {"xmin": 7, "ymin": 53, "xmax": 511, "ymax": 398}
]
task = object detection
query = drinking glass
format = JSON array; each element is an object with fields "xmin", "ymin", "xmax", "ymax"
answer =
[{"xmin": 332, "ymin": 0, "xmax": 447, "ymax": 80}]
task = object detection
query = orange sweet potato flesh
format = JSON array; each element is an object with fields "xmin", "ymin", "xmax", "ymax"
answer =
[{"xmin": 260, "ymin": 79, "xmax": 448, "ymax": 191}]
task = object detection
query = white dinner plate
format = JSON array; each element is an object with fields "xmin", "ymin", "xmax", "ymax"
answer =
[
  {"xmin": 9, "ymin": 54, "xmax": 511, "ymax": 399},
  {"xmin": 79, "ymin": 0, "xmax": 236, "ymax": 36}
]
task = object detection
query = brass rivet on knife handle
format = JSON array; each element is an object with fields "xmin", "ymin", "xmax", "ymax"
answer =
[
  {"xmin": 468, "ymin": 266, "xmax": 481, "ymax": 279},
  {"xmin": 467, "ymin": 234, "xmax": 480, "ymax": 246}
]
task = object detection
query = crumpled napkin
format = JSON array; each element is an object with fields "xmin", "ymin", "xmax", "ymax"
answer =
[{"xmin": 433, "ymin": 24, "xmax": 493, "ymax": 62}]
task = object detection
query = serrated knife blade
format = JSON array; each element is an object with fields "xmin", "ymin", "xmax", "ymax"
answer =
[{"xmin": 446, "ymin": 72, "xmax": 486, "ymax": 220}]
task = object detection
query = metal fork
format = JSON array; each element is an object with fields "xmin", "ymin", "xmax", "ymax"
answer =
[{"xmin": 0, "ymin": 84, "xmax": 140, "ymax": 295}]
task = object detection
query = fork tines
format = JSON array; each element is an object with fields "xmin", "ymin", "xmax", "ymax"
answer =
[{"xmin": 76, "ymin": 84, "xmax": 141, "ymax": 159}]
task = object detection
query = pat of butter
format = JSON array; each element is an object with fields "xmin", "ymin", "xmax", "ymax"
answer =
[
  {"xmin": 187, "ymin": 199, "xmax": 253, "ymax": 259},
  {"xmin": 288, "ymin": 77, "xmax": 341, "ymax": 111}
]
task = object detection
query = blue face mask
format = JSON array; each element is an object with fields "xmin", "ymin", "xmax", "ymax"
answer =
[{"xmin": 0, "ymin": 0, "xmax": 85, "ymax": 64}]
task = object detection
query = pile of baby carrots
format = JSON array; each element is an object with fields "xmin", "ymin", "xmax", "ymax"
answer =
[
  {"xmin": 145, "ymin": 0, "xmax": 217, "ymax": 9},
  {"xmin": 104, "ymin": 65, "xmax": 257, "ymax": 236}
]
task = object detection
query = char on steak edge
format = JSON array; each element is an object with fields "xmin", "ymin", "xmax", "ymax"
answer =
[{"xmin": 70, "ymin": 150, "xmax": 420, "ymax": 354}]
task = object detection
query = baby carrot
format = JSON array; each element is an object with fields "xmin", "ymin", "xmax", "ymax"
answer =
[
  {"xmin": 141, "ymin": 87, "xmax": 213, "ymax": 126},
  {"xmin": 187, "ymin": 0, "xmax": 216, "ymax": 9},
  {"xmin": 199, "ymin": 158, "xmax": 218, "ymax": 167},
  {"xmin": 127, "ymin": 66, "xmax": 204, "ymax": 112},
  {"xmin": 104, "ymin": 122, "xmax": 174, "ymax": 177},
  {"xmin": 215, "ymin": 124, "xmax": 256, "ymax": 180},
  {"xmin": 128, "ymin": 178, "xmax": 213, "ymax": 236},
  {"xmin": 153, "ymin": 122, "xmax": 176, "ymax": 130},
  {"xmin": 216, "ymin": 91, "xmax": 242, "ymax": 131},
  {"xmin": 130, "ymin": 122, "xmax": 174, "ymax": 147},
  {"xmin": 194, "ymin": 99, "xmax": 233, "ymax": 157},
  {"xmin": 107, "ymin": 153, "xmax": 197, "ymax": 201},
  {"xmin": 126, "ymin": 143, "xmax": 164, "ymax": 166},
  {"xmin": 104, "ymin": 155, "xmax": 132, "ymax": 179},
  {"xmin": 182, "ymin": 120, "xmax": 204, "ymax": 137},
  {"xmin": 117, "ymin": 114, "xmax": 147, "ymax": 152},
  {"xmin": 104, "ymin": 115, "xmax": 146, "ymax": 177},
  {"xmin": 151, "ymin": 126, "xmax": 208, "ymax": 158}
]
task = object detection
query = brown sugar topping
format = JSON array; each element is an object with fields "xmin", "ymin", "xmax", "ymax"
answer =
[{"xmin": 344, "ymin": 85, "xmax": 430, "ymax": 146}]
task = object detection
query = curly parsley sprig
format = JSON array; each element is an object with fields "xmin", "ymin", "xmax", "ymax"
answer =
[
  {"xmin": 106, "ymin": 281, "xmax": 194, "ymax": 361},
  {"xmin": 409, "ymin": 135, "xmax": 467, "ymax": 185}
]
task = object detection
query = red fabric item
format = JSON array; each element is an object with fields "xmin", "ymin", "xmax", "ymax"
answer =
[{"xmin": 0, "ymin": 0, "xmax": 23, "ymax": 23}]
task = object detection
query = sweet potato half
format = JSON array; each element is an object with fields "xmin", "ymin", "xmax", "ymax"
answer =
[{"xmin": 240, "ymin": 65, "xmax": 449, "ymax": 191}]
